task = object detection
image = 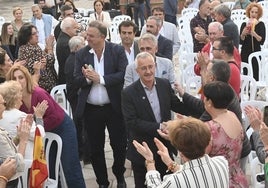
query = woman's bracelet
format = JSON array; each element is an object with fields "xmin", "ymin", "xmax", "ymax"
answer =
[
  {"xmin": 166, "ymin": 161, "xmax": 178, "ymax": 173},
  {"xmin": 0, "ymin": 175, "xmax": 8, "ymax": 183}
]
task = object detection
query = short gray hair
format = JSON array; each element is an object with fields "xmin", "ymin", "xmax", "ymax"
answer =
[
  {"xmin": 61, "ymin": 17, "xmax": 76, "ymax": 31},
  {"xmin": 147, "ymin": 16, "xmax": 162, "ymax": 27},
  {"xmin": 214, "ymin": 4, "xmax": 231, "ymax": 18},
  {"xmin": 68, "ymin": 36, "xmax": 85, "ymax": 52},
  {"xmin": 134, "ymin": 52, "xmax": 155, "ymax": 69},
  {"xmin": 138, "ymin": 33, "xmax": 158, "ymax": 47},
  {"xmin": 209, "ymin": 21, "xmax": 223, "ymax": 32},
  {"xmin": 88, "ymin": 21, "xmax": 107, "ymax": 38}
]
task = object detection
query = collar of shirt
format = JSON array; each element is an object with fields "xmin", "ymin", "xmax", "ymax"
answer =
[
  {"xmin": 89, "ymin": 42, "xmax": 106, "ymax": 56},
  {"xmin": 140, "ymin": 79, "xmax": 156, "ymax": 90}
]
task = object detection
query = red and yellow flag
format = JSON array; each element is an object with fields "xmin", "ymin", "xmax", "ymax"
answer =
[{"xmin": 29, "ymin": 127, "xmax": 48, "ymax": 188}]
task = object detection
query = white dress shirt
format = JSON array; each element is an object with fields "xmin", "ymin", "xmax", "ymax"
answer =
[{"xmin": 87, "ymin": 47, "xmax": 110, "ymax": 105}]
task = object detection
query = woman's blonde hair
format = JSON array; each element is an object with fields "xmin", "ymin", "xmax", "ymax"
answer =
[
  {"xmin": 0, "ymin": 80, "xmax": 22, "ymax": 110},
  {"xmin": 5, "ymin": 64, "xmax": 34, "ymax": 94}
]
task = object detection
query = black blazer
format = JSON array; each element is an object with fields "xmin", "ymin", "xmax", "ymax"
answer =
[
  {"xmin": 74, "ymin": 41, "xmax": 128, "ymax": 117},
  {"xmin": 121, "ymin": 78, "xmax": 189, "ymax": 164},
  {"xmin": 56, "ymin": 32, "xmax": 71, "ymax": 84},
  {"xmin": 156, "ymin": 35, "xmax": 173, "ymax": 61}
]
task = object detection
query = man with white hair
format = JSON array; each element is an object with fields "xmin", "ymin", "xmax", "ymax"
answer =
[{"xmin": 56, "ymin": 17, "xmax": 79, "ymax": 84}]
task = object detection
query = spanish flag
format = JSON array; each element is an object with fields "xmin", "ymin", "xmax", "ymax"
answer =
[{"xmin": 29, "ymin": 127, "xmax": 48, "ymax": 188}]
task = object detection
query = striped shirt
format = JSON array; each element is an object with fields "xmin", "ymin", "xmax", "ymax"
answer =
[{"xmin": 145, "ymin": 155, "xmax": 229, "ymax": 188}]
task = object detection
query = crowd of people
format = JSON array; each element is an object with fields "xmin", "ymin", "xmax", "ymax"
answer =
[{"xmin": 0, "ymin": 0, "xmax": 267, "ymax": 187}]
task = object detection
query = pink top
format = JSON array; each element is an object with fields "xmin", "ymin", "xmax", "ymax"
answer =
[
  {"xmin": 207, "ymin": 120, "xmax": 248, "ymax": 188},
  {"xmin": 20, "ymin": 86, "xmax": 65, "ymax": 131}
]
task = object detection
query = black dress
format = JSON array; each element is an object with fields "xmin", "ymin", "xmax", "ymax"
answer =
[{"xmin": 240, "ymin": 21, "xmax": 266, "ymax": 80}]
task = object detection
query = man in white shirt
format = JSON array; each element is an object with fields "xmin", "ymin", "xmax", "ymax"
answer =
[
  {"xmin": 31, "ymin": 4, "xmax": 58, "ymax": 49},
  {"xmin": 73, "ymin": 21, "xmax": 128, "ymax": 188},
  {"xmin": 119, "ymin": 20, "xmax": 140, "ymax": 64}
]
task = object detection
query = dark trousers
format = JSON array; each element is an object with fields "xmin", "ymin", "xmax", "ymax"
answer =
[{"xmin": 84, "ymin": 103, "xmax": 127, "ymax": 186}]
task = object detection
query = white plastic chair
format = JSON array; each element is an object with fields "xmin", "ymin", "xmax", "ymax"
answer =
[
  {"xmin": 231, "ymin": 9, "xmax": 248, "ymax": 34},
  {"xmin": 17, "ymin": 159, "xmax": 33, "ymax": 188},
  {"xmin": 109, "ymin": 15, "xmax": 131, "ymax": 43},
  {"xmin": 177, "ymin": 16, "xmax": 193, "ymax": 45},
  {"xmin": 240, "ymin": 75, "xmax": 257, "ymax": 101},
  {"xmin": 245, "ymin": 128, "xmax": 265, "ymax": 188},
  {"xmin": 50, "ymin": 84, "xmax": 72, "ymax": 118},
  {"xmin": 185, "ymin": 76, "xmax": 201, "ymax": 98},
  {"xmin": 182, "ymin": 63, "xmax": 197, "ymax": 88},
  {"xmin": 43, "ymin": 132, "xmax": 67, "ymax": 188},
  {"xmin": 248, "ymin": 51, "xmax": 268, "ymax": 88},
  {"xmin": 181, "ymin": 8, "xmax": 199, "ymax": 16},
  {"xmin": 250, "ymin": 155, "xmax": 265, "ymax": 188},
  {"xmin": 241, "ymin": 62, "xmax": 253, "ymax": 77},
  {"xmin": 223, "ymin": 1, "xmax": 235, "ymax": 10}
]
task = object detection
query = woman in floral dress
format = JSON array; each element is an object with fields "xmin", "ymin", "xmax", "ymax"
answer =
[
  {"xmin": 17, "ymin": 23, "xmax": 57, "ymax": 92},
  {"xmin": 203, "ymin": 81, "xmax": 248, "ymax": 188}
]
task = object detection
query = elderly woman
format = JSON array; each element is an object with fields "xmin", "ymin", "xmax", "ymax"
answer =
[
  {"xmin": 0, "ymin": 23, "xmax": 18, "ymax": 61},
  {"xmin": 18, "ymin": 23, "xmax": 57, "ymax": 92},
  {"xmin": 133, "ymin": 117, "xmax": 229, "ymax": 187},
  {"xmin": 203, "ymin": 81, "xmax": 248, "ymax": 187},
  {"xmin": 0, "ymin": 80, "xmax": 46, "ymax": 161},
  {"xmin": 6, "ymin": 65, "xmax": 86, "ymax": 188},
  {"xmin": 0, "ymin": 93, "xmax": 31, "ymax": 188},
  {"xmin": 240, "ymin": 2, "xmax": 266, "ymax": 80}
]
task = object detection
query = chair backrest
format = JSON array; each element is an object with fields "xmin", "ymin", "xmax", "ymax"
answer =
[
  {"xmin": 185, "ymin": 76, "xmax": 201, "ymax": 98},
  {"xmin": 241, "ymin": 62, "xmax": 253, "ymax": 77},
  {"xmin": 182, "ymin": 63, "xmax": 197, "ymax": 87},
  {"xmin": 177, "ymin": 16, "xmax": 193, "ymax": 45},
  {"xmin": 248, "ymin": 51, "xmax": 268, "ymax": 87},
  {"xmin": 181, "ymin": 8, "xmax": 199, "ymax": 16},
  {"xmin": 249, "ymin": 156, "xmax": 265, "ymax": 188},
  {"xmin": 258, "ymin": 1, "xmax": 268, "ymax": 22},
  {"xmin": 43, "ymin": 132, "xmax": 62, "ymax": 188},
  {"xmin": 109, "ymin": 15, "xmax": 131, "ymax": 43},
  {"xmin": 50, "ymin": 84, "xmax": 72, "ymax": 118},
  {"xmin": 240, "ymin": 100, "xmax": 268, "ymax": 130},
  {"xmin": 231, "ymin": 9, "xmax": 248, "ymax": 34},
  {"xmin": 18, "ymin": 159, "xmax": 33, "ymax": 188},
  {"xmin": 223, "ymin": 1, "xmax": 235, "ymax": 10},
  {"xmin": 240, "ymin": 75, "xmax": 257, "ymax": 101}
]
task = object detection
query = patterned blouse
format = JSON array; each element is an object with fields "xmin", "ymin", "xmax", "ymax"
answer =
[{"xmin": 18, "ymin": 43, "xmax": 57, "ymax": 92}]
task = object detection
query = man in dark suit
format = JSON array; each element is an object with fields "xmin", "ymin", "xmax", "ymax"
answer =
[
  {"xmin": 121, "ymin": 52, "xmax": 189, "ymax": 187},
  {"xmin": 119, "ymin": 20, "xmax": 140, "ymax": 64},
  {"xmin": 146, "ymin": 16, "xmax": 173, "ymax": 60},
  {"xmin": 56, "ymin": 17, "xmax": 78, "ymax": 84},
  {"xmin": 74, "ymin": 21, "xmax": 128, "ymax": 188}
]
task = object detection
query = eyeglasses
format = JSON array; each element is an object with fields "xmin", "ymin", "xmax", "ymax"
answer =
[
  {"xmin": 0, "ymin": 101, "xmax": 6, "ymax": 106},
  {"xmin": 212, "ymin": 47, "xmax": 222, "ymax": 51}
]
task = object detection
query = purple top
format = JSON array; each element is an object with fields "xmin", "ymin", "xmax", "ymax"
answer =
[{"xmin": 20, "ymin": 86, "xmax": 65, "ymax": 131}]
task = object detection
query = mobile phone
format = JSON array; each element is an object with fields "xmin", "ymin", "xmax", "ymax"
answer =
[{"xmin": 263, "ymin": 106, "xmax": 268, "ymax": 125}]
